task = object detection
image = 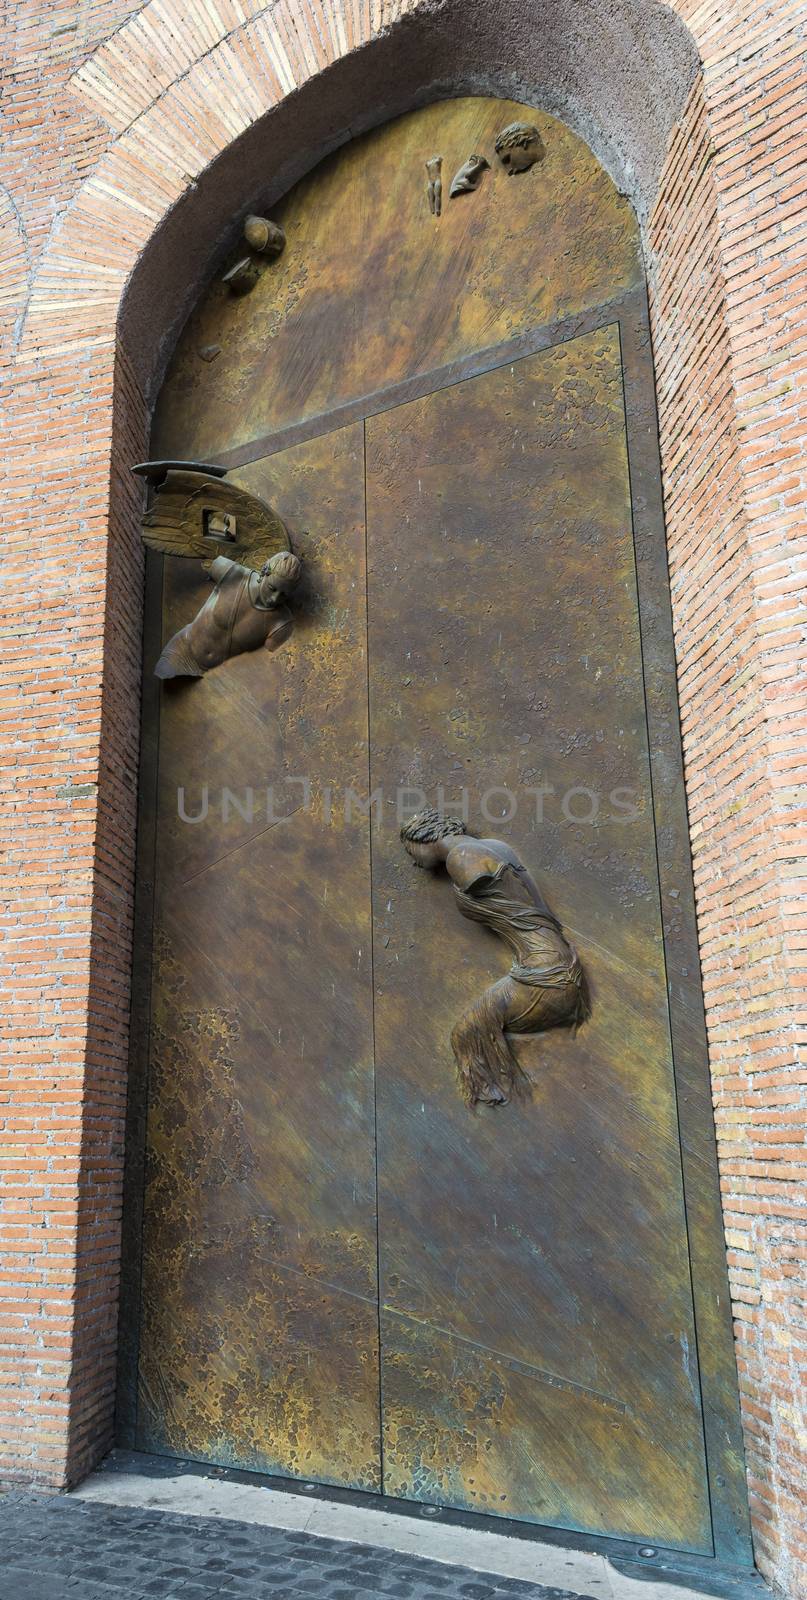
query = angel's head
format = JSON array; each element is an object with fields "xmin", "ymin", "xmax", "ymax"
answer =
[{"xmin": 257, "ymin": 550, "xmax": 302, "ymax": 606}]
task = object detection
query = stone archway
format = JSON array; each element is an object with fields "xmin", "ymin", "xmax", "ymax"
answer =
[{"xmin": 4, "ymin": 3, "xmax": 804, "ymax": 1592}]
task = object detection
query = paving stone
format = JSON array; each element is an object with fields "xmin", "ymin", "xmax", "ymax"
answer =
[
  {"xmin": 0, "ymin": 1571, "xmax": 59, "ymax": 1600},
  {"xmin": 0, "ymin": 1492, "xmax": 678, "ymax": 1600},
  {"xmin": 165, "ymin": 1584, "xmax": 228, "ymax": 1598}
]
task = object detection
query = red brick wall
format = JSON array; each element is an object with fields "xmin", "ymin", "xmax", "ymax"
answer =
[
  {"xmin": 647, "ymin": 20, "xmax": 807, "ymax": 1588},
  {"xmin": 1, "ymin": 2, "xmax": 804, "ymax": 1594}
]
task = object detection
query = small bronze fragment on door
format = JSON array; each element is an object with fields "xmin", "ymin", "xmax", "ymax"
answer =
[
  {"xmin": 243, "ymin": 214, "xmax": 286, "ymax": 256},
  {"xmin": 494, "ymin": 122, "xmax": 544, "ymax": 174},
  {"xmin": 223, "ymin": 257, "xmax": 259, "ymax": 295},
  {"xmin": 425, "ymin": 155, "xmax": 442, "ymax": 216},
  {"xmin": 449, "ymin": 154, "xmax": 489, "ymax": 198}
]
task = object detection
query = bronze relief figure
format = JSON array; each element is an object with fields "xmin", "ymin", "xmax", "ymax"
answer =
[
  {"xmin": 153, "ymin": 549, "xmax": 301, "ymax": 679},
  {"xmin": 425, "ymin": 155, "xmax": 443, "ymax": 216},
  {"xmin": 133, "ymin": 460, "xmax": 302, "ymax": 678},
  {"xmin": 494, "ymin": 121, "xmax": 545, "ymax": 174},
  {"xmin": 401, "ymin": 810, "xmax": 589, "ymax": 1108},
  {"xmin": 448, "ymin": 153, "xmax": 490, "ymax": 197}
]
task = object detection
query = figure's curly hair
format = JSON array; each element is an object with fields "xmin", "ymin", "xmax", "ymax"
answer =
[
  {"xmin": 261, "ymin": 550, "xmax": 301, "ymax": 587},
  {"xmin": 400, "ymin": 808, "xmax": 473, "ymax": 844},
  {"xmin": 494, "ymin": 120, "xmax": 540, "ymax": 153}
]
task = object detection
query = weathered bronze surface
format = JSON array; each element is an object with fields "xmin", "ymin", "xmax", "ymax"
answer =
[
  {"xmin": 123, "ymin": 97, "xmax": 751, "ymax": 1563},
  {"xmin": 153, "ymin": 99, "xmax": 641, "ymax": 462},
  {"xmin": 616, "ymin": 310, "xmax": 751, "ymax": 1561},
  {"xmin": 365, "ymin": 330, "xmax": 711, "ymax": 1549},
  {"xmin": 135, "ymin": 423, "xmax": 381, "ymax": 1488},
  {"xmin": 400, "ymin": 810, "xmax": 589, "ymax": 1108}
]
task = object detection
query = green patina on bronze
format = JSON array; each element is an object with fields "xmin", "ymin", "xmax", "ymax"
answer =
[{"xmin": 122, "ymin": 97, "xmax": 750, "ymax": 1563}]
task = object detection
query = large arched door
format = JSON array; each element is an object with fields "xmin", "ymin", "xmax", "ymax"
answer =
[{"xmin": 119, "ymin": 97, "xmax": 749, "ymax": 1562}]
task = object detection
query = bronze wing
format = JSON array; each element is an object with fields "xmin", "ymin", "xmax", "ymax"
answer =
[{"xmin": 133, "ymin": 462, "xmax": 290, "ymax": 570}]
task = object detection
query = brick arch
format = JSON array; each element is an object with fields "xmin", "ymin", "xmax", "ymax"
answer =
[
  {"xmin": 20, "ymin": 0, "xmax": 700, "ymax": 372},
  {"xmin": 0, "ymin": 183, "xmax": 31, "ymax": 357},
  {"xmin": 3, "ymin": 3, "xmax": 805, "ymax": 1595}
]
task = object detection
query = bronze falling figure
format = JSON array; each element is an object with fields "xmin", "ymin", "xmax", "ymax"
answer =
[
  {"xmin": 154, "ymin": 550, "xmax": 301, "ymax": 679},
  {"xmin": 132, "ymin": 460, "xmax": 301, "ymax": 679},
  {"xmin": 400, "ymin": 809, "xmax": 589, "ymax": 1108}
]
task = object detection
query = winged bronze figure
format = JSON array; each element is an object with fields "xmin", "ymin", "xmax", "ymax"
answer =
[{"xmin": 132, "ymin": 461, "xmax": 302, "ymax": 679}]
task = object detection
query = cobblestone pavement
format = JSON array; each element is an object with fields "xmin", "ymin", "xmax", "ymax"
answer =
[{"xmin": 0, "ymin": 1493, "xmax": 599, "ymax": 1600}]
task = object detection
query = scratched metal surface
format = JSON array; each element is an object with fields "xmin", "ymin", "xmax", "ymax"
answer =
[
  {"xmin": 152, "ymin": 97, "xmax": 641, "ymax": 464},
  {"xmin": 136, "ymin": 423, "xmax": 382, "ymax": 1490},
  {"xmin": 126, "ymin": 95, "xmax": 750, "ymax": 1561},
  {"xmin": 365, "ymin": 330, "xmax": 710, "ymax": 1551}
]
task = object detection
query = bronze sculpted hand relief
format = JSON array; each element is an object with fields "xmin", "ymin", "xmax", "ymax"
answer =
[
  {"xmin": 449, "ymin": 153, "xmax": 490, "ymax": 197},
  {"xmin": 133, "ymin": 460, "xmax": 302, "ymax": 679},
  {"xmin": 401, "ymin": 810, "xmax": 589, "ymax": 1109}
]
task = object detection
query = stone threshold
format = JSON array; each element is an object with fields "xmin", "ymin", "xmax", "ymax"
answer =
[{"xmin": 70, "ymin": 1450, "xmax": 767, "ymax": 1600}]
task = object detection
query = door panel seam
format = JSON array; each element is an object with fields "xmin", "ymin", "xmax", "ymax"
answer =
[
  {"xmin": 363, "ymin": 415, "xmax": 386, "ymax": 1497},
  {"xmin": 217, "ymin": 293, "xmax": 641, "ymax": 472}
]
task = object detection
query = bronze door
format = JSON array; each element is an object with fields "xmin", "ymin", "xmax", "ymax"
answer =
[
  {"xmin": 122, "ymin": 96, "xmax": 749, "ymax": 1565},
  {"xmin": 131, "ymin": 330, "xmax": 714, "ymax": 1550},
  {"xmin": 366, "ymin": 329, "xmax": 710, "ymax": 1549},
  {"xmin": 132, "ymin": 424, "xmax": 383, "ymax": 1490}
]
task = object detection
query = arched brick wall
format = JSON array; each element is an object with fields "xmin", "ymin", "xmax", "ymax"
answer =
[{"xmin": 1, "ymin": 3, "xmax": 804, "ymax": 1594}]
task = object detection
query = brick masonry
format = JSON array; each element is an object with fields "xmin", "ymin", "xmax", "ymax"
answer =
[{"xmin": 0, "ymin": 3, "xmax": 804, "ymax": 1597}]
